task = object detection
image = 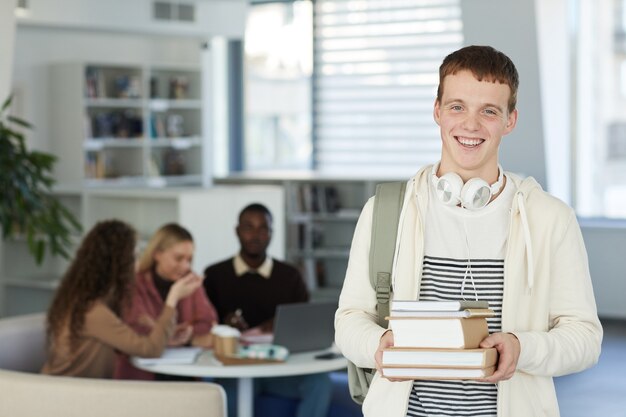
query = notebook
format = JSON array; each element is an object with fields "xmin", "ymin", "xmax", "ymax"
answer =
[
  {"xmin": 272, "ymin": 301, "xmax": 337, "ymax": 353},
  {"xmin": 135, "ymin": 347, "xmax": 203, "ymax": 366}
]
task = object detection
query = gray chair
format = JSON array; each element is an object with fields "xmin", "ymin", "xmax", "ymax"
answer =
[
  {"xmin": 0, "ymin": 312, "xmax": 46, "ymax": 372},
  {"xmin": 0, "ymin": 313, "xmax": 226, "ymax": 417}
]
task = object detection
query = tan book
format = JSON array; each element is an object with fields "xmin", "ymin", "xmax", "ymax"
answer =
[
  {"xmin": 381, "ymin": 365, "xmax": 496, "ymax": 380},
  {"xmin": 388, "ymin": 317, "xmax": 488, "ymax": 349},
  {"xmin": 382, "ymin": 347, "xmax": 498, "ymax": 368}
]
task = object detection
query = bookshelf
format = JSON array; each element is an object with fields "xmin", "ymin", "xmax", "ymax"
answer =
[
  {"xmin": 49, "ymin": 62, "xmax": 207, "ymax": 187},
  {"xmin": 216, "ymin": 172, "xmax": 404, "ymax": 302},
  {"xmin": 0, "ymin": 185, "xmax": 285, "ymax": 317}
]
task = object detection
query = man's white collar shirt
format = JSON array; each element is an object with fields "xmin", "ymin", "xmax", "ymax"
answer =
[{"xmin": 233, "ymin": 254, "xmax": 273, "ymax": 279}]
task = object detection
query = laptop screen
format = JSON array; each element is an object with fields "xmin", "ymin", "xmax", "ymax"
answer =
[{"xmin": 272, "ymin": 301, "xmax": 337, "ymax": 353}]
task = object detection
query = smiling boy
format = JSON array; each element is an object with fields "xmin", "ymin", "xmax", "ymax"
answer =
[{"xmin": 335, "ymin": 45, "xmax": 602, "ymax": 417}]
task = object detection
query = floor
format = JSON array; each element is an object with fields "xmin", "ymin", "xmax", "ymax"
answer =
[{"xmin": 554, "ymin": 319, "xmax": 626, "ymax": 417}]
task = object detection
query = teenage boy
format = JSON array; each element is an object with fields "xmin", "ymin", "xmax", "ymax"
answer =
[{"xmin": 335, "ymin": 45, "xmax": 602, "ymax": 417}]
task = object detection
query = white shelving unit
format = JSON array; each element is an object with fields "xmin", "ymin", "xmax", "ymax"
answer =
[
  {"xmin": 0, "ymin": 185, "xmax": 285, "ymax": 317},
  {"xmin": 216, "ymin": 172, "xmax": 404, "ymax": 302},
  {"xmin": 49, "ymin": 62, "xmax": 208, "ymax": 188}
]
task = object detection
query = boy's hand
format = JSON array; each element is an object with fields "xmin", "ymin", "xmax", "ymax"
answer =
[
  {"xmin": 478, "ymin": 332, "xmax": 520, "ymax": 383},
  {"xmin": 376, "ymin": 330, "xmax": 404, "ymax": 382}
]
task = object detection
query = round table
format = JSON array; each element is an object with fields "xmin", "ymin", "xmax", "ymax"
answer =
[{"xmin": 133, "ymin": 349, "xmax": 347, "ymax": 417}]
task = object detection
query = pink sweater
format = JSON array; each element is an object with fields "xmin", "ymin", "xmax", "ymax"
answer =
[{"xmin": 114, "ymin": 269, "xmax": 217, "ymax": 380}]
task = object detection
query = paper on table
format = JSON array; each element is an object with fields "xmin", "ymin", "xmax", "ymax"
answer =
[
  {"xmin": 240, "ymin": 333, "xmax": 273, "ymax": 344},
  {"xmin": 135, "ymin": 347, "xmax": 203, "ymax": 366}
]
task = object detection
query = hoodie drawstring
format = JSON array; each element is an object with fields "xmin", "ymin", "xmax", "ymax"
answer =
[{"xmin": 517, "ymin": 192, "xmax": 534, "ymax": 291}]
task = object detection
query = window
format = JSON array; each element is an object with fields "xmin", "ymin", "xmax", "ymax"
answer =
[
  {"xmin": 313, "ymin": 0, "xmax": 463, "ymax": 176},
  {"xmin": 242, "ymin": 0, "xmax": 463, "ymax": 175},
  {"xmin": 572, "ymin": 0, "xmax": 626, "ymax": 217},
  {"xmin": 244, "ymin": 1, "xmax": 313, "ymax": 171}
]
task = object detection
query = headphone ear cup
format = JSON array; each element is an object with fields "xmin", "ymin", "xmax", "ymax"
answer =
[
  {"xmin": 461, "ymin": 178, "xmax": 492, "ymax": 210},
  {"xmin": 435, "ymin": 172, "xmax": 463, "ymax": 206}
]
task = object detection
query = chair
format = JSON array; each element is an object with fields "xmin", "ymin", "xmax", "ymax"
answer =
[
  {"xmin": 0, "ymin": 368, "xmax": 226, "ymax": 417},
  {"xmin": 0, "ymin": 312, "xmax": 46, "ymax": 372},
  {"xmin": 0, "ymin": 313, "xmax": 226, "ymax": 417}
]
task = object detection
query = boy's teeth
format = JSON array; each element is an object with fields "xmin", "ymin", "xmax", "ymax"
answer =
[{"xmin": 458, "ymin": 137, "xmax": 481, "ymax": 146}]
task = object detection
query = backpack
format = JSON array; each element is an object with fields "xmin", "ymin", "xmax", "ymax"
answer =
[{"xmin": 346, "ymin": 181, "xmax": 406, "ymax": 404}]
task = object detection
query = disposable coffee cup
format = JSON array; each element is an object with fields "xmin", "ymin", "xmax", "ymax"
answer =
[{"xmin": 211, "ymin": 325, "xmax": 241, "ymax": 356}]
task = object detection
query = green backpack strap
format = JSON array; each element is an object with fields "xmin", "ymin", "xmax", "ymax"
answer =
[
  {"xmin": 370, "ymin": 182, "xmax": 406, "ymax": 328},
  {"xmin": 346, "ymin": 181, "xmax": 406, "ymax": 405}
]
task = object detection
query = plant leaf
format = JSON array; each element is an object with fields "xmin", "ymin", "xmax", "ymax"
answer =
[
  {"xmin": 1, "ymin": 95, "xmax": 12, "ymax": 112},
  {"xmin": 7, "ymin": 115, "xmax": 32, "ymax": 129},
  {"xmin": 0, "ymin": 94, "xmax": 82, "ymax": 264}
]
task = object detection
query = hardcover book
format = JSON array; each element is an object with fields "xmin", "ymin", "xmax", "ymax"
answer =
[
  {"xmin": 388, "ymin": 316, "xmax": 489, "ymax": 349},
  {"xmin": 388, "ymin": 308, "xmax": 495, "ymax": 318},
  {"xmin": 382, "ymin": 347, "xmax": 498, "ymax": 368},
  {"xmin": 391, "ymin": 299, "xmax": 489, "ymax": 311},
  {"xmin": 381, "ymin": 365, "xmax": 496, "ymax": 380}
]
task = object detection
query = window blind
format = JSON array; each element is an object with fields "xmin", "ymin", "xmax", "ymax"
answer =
[{"xmin": 314, "ymin": 0, "xmax": 463, "ymax": 176}]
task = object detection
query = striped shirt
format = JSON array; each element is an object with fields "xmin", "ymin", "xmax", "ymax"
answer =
[
  {"xmin": 404, "ymin": 174, "xmax": 513, "ymax": 417},
  {"xmin": 406, "ymin": 256, "xmax": 503, "ymax": 417}
]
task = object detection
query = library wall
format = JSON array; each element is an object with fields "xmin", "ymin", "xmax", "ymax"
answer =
[
  {"xmin": 461, "ymin": 0, "xmax": 546, "ymax": 188},
  {"xmin": 12, "ymin": 25, "xmax": 203, "ymax": 155}
]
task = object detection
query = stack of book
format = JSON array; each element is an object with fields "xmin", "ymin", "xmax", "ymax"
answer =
[{"xmin": 381, "ymin": 300, "xmax": 498, "ymax": 380}]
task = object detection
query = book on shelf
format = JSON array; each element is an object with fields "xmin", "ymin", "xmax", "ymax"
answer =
[
  {"xmin": 89, "ymin": 110, "xmax": 143, "ymax": 138},
  {"xmin": 381, "ymin": 365, "xmax": 496, "ymax": 380},
  {"xmin": 295, "ymin": 184, "xmax": 342, "ymax": 213},
  {"xmin": 150, "ymin": 114, "xmax": 167, "ymax": 138},
  {"xmin": 162, "ymin": 148, "xmax": 187, "ymax": 176},
  {"xmin": 382, "ymin": 347, "xmax": 497, "ymax": 368},
  {"xmin": 85, "ymin": 67, "xmax": 105, "ymax": 98},
  {"xmin": 169, "ymin": 75, "xmax": 190, "ymax": 99},
  {"xmin": 388, "ymin": 316, "xmax": 489, "ymax": 349},
  {"xmin": 85, "ymin": 152, "xmax": 111, "ymax": 179},
  {"xmin": 391, "ymin": 299, "xmax": 489, "ymax": 312},
  {"xmin": 135, "ymin": 347, "xmax": 203, "ymax": 366},
  {"xmin": 113, "ymin": 74, "xmax": 141, "ymax": 99}
]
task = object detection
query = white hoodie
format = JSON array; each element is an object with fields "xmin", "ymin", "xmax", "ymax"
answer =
[{"xmin": 335, "ymin": 165, "xmax": 603, "ymax": 417}]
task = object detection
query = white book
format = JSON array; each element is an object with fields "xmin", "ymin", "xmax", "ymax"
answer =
[
  {"xmin": 388, "ymin": 317, "xmax": 488, "ymax": 349},
  {"xmin": 389, "ymin": 308, "xmax": 494, "ymax": 318},
  {"xmin": 391, "ymin": 300, "xmax": 489, "ymax": 312},
  {"xmin": 135, "ymin": 347, "xmax": 203, "ymax": 366},
  {"xmin": 382, "ymin": 347, "xmax": 497, "ymax": 367},
  {"xmin": 382, "ymin": 365, "xmax": 495, "ymax": 380}
]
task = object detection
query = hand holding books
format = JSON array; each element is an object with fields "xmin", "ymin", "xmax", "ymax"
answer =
[{"xmin": 477, "ymin": 331, "xmax": 521, "ymax": 383}]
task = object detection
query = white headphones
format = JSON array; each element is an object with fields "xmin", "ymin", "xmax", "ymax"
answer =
[{"xmin": 431, "ymin": 162, "xmax": 504, "ymax": 210}]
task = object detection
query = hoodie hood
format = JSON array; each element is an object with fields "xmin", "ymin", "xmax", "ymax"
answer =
[{"xmin": 504, "ymin": 172, "xmax": 543, "ymax": 291}]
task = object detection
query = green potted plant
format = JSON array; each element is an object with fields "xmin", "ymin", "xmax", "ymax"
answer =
[{"xmin": 0, "ymin": 95, "xmax": 81, "ymax": 264}]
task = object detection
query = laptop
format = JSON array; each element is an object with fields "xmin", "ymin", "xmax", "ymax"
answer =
[{"xmin": 272, "ymin": 301, "xmax": 337, "ymax": 353}]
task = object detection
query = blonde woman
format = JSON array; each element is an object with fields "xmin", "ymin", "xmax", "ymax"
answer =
[{"xmin": 115, "ymin": 223, "xmax": 217, "ymax": 380}]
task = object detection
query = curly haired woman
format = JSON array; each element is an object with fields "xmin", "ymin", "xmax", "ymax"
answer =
[
  {"xmin": 114, "ymin": 223, "xmax": 218, "ymax": 380},
  {"xmin": 41, "ymin": 220, "xmax": 202, "ymax": 378}
]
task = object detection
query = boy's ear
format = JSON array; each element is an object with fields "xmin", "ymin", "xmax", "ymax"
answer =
[
  {"xmin": 433, "ymin": 99, "xmax": 441, "ymax": 125},
  {"xmin": 504, "ymin": 108, "xmax": 518, "ymax": 134}
]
